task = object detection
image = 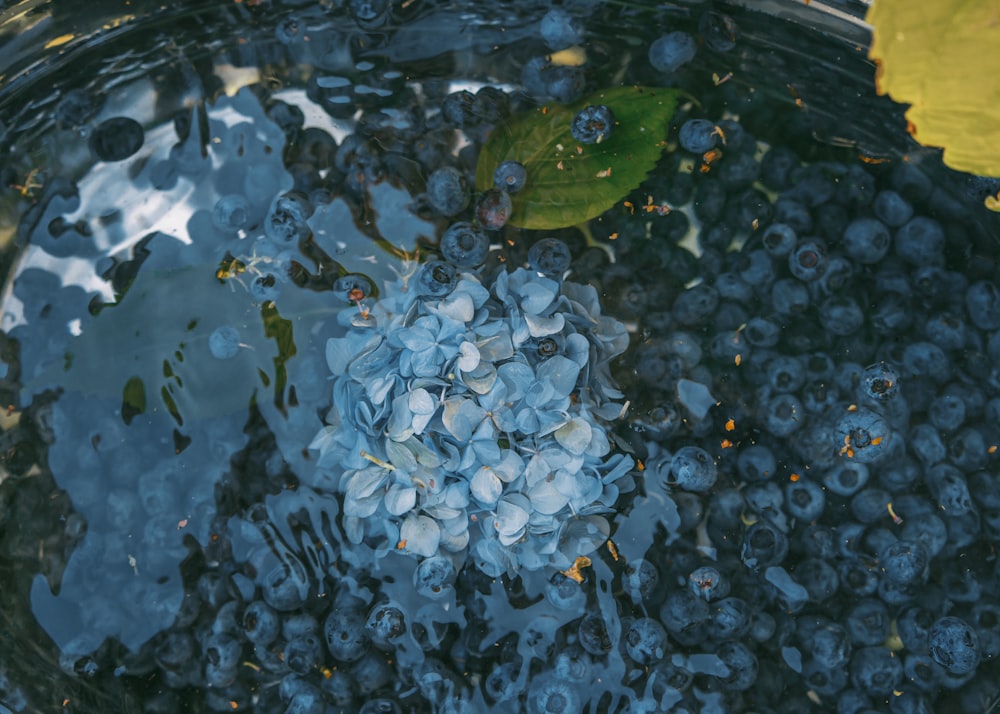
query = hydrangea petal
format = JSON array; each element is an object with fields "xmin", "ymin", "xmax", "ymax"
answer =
[
  {"xmin": 477, "ymin": 332, "xmax": 514, "ymax": 361},
  {"xmin": 677, "ymin": 378, "xmax": 717, "ymax": 419},
  {"xmin": 529, "ymin": 480, "xmax": 570, "ymax": 515},
  {"xmin": 401, "ymin": 515, "xmax": 441, "ymax": 558},
  {"xmin": 498, "ymin": 362, "xmax": 534, "ymax": 401},
  {"xmin": 470, "ymin": 468, "xmax": 503, "ymax": 505},
  {"xmin": 537, "ymin": 355, "xmax": 580, "ymax": 397},
  {"xmin": 555, "ymin": 418, "xmax": 592, "ymax": 455},
  {"xmin": 385, "ymin": 484, "xmax": 417, "ymax": 515},
  {"xmin": 525, "ymin": 312, "xmax": 565, "ymax": 337},
  {"xmin": 564, "ymin": 332, "xmax": 591, "ymax": 367},
  {"xmin": 519, "ymin": 279, "xmax": 558, "ymax": 314},
  {"xmin": 457, "ymin": 341, "xmax": 481, "ymax": 372},
  {"xmin": 462, "ymin": 361, "xmax": 497, "ymax": 394}
]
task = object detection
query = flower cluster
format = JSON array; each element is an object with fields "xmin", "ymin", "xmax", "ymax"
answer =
[{"xmin": 309, "ymin": 258, "xmax": 635, "ymax": 574}]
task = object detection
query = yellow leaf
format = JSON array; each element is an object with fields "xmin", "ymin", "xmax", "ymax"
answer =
[{"xmin": 867, "ymin": 0, "xmax": 1000, "ymax": 177}]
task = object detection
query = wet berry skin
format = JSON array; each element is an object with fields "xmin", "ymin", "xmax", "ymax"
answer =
[
  {"xmin": 475, "ymin": 188, "xmax": 513, "ymax": 230},
  {"xmin": 571, "ymin": 105, "xmax": 615, "ymax": 144},
  {"xmin": 493, "ymin": 160, "xmax": 527, "ymax": 193}
]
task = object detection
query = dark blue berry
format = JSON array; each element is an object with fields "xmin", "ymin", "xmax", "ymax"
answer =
[
  {"xmin": 440, "ymin": 222, "xmax": 489, "ymax": 268},
  {"xmin": 850, "ymin": 646, "xmax": 902, "ymax": 696},
  {"xmin": 741, "ymin": 521, "xmax": 788, "ymax": 569},
  {"xmin": 965, "ymin": 280, "xmax": 1000, "ymax": 330},
  {"xmin": 493, "ymin": 160, "xmax": 527, "ymax": 193},
  {"xmin": 716, "ymin": 641, "xmax": 757, "ymax": 691},
  {"xmin": 784, "ymin": 478, "xmax": 825, "ymax": 522},
  {"xmin": 708, "ymin": 597, "xmax": 751, "ymax": 640},
  {"xmin": 324, "ymin": 607, "xmax": 369, "ymax": 663},
  {"xmin": 475, "ymin": 188, "xmax": 512, "ymax": 230},
  {"xmin": 761, "ymin": 223, "xmax": 797, "ymax": 257},
  {"xmin": 648, "ymin": 31, "xmax": 698, "ymax": 73},
  {"xmin": 846, "ymin": 599, "xmax": 890, "ymax": 647},
  {"xmin": 895, "ymin": 216, "xmax": 945, "ymax": 267},
  {"xmin": 243, "ymin": 601, "xmax": 280, "ymax": 646},
  {"xmin": 669, "ymin": 446, "xmax": 718, "ymax": 492},
  {"xmin": 571, "ymin": 105, "xmax": 615, "ymax": 144},
  {"xmin": 836, "ymin": 408, "xmax": 891, "ymax": 464},
  {"xmin": 528, "ymin": 238, "xmax": 571, "ymax": 276},
  {"xmin": 698, "ymin": 12, "xmax": 739, "ymax": 52},
  {"xmin": 417, "ymin": 260, "xmax": 457, "ymax": 296},
  {"xmin": 265, "ymin": 193, "xmax": 312, "ymax": 246},
  {"xmin": 212, "ymin": 194, "xmax": 251, "ymax": 234},
  {"xmin": 788, "ymin": 239, "xmax": 827, "ymax": 281},
  {"xmin": 678, "ymin": 119, "xmax": 719, "ymax": 154},
  {"xmin": 90, "ymin": 116, "xmax": 144, "ymax": 162},
  {"xmin": 625, "ymin": 617, "xmax": 668, "ymax": 664},
  {"xmin": 413, "ymin": 557, "xmax": 455, "ymax": 600},
  {"xmin": 426, "ymin": 167, "xmax": 469, "ymax": 216},
  {"xmin": 842, "ymin": 218, "xmax": 891, "ymax": 264},
  {"xmin": 873, "ymin": 190, "xmax": 913, "ymax": 227},
  {"xmin": 929, "ymin": 616, "xmax": 979, "ymax": 675},
  {"xmin": 540, "ymin": 8, "xmax": 583, "ymax": 50}
]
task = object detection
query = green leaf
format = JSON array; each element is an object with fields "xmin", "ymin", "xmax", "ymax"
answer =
[
  {"xmin": 867, "ymin": 0, "xmax": 1000, "ymax": 178},
  {"xmin": 475, "ymin": 86, "xmax": 681, "ymax": 230}
]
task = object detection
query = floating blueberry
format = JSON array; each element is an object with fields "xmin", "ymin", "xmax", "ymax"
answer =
[
  {"xmin": 678, "ymin": 119, "xmax": 719, "ymax": 154},
  {"xmin": 836, "ymin": 407, "xmax": 891, "ymax": 464},
  {"xmin": 212, "ymin": 194, "xmax": 251, "ymax": 234},
  {"xmin": 625, "ymin": 618, "xmax": 668, "ymax": 664},
  {"xmin": 89, "ymin": 116, "xmax": 144, "ymax": 162},
  {"xmin": 570, "ymin": 105, "xmax": 615, "ymax": 144},
  {"xmin": 540, "ymin": 8, "xmax": 583, "ymax": 50},
  {"xmin": 426, "ymin": 166, "xmax": 469, "ymax": 216},
  {"xmin": 493, "ymin": 160, "xmax": 527, "ymax": 193},
  {"xmin": 648, "ymin": 31, "xmax": 698, "ymax": 73},
  {"xmin": 416, "ymin": 260, "xmax": 457, "ymax": 296},
  {"xmin": 669, "ymin": 445, "xmax": 718, "ymax": 492},
  {"xmin": 209, "ymin": 326, "xmax": 242, "ymax": 360},
  {"xmin": 929, "ymin": 617, "xmax": 980, "ymax": 675},
  {"xmin": 528, "ymin": 238, "xmax": 571, "ymax": 276},
  {"xmin": 475, "ymin": 188, "xmax": 513, "ymax": 230}
]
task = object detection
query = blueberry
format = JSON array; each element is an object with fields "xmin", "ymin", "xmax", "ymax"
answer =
[
  {"xmin": 965, "ymin": 280, "xmax": 1000, "ymax": 330},
  {"xmin": 625, "ymin": 617, "xmax": 668, "ymax": 664},
  {"xmin": 741, "ymin": 521, "xmax": 788, "ymax": 569},
  {"xmin": 413, "ymin": 556, "xmax": 456, "ymax": 599},
  {"xmin": 544, "ymin": 65, "xmax": 584, "ymax": 103},
  {"xmin": 672, "ymin": 283, "xmax": 720, "ymax": 326},
  {"xmin": 349, "ymin": 0, "xmax": 391, "ymax": 29},
  {"xmin": 784, "ymin": 478, "xmax": 825, "ymax": 522},
  {"xmin": 333, "ymin": 273, "xmax": 375, "ymax": 304},
  {"xmin": 760, "ymin": 393, "xmax": 804, "ymax": 438},
  {"xmin": 873, "ymin": 190, "xmax": 913, "ymax": 227},
  {"xmin": 90, "ymin": 116, "xmax": 145, "ymax": 162},
  {"xmin": 243, "ymin": 601, "xmax": 281, "ymax": 646},
  {"xmin": 526, "ymin": 674, "xmax": 580, "ymax": 714},
  {"xmin": 708, "ymin": 597, "xmax": 751, "ymax": 640},
  {"xmin": 743, "ymin": 317, "xmax": 781, "ymax": 347},
  {"xmin": 659, "ymin": 590, "xmax": 710, "ymax": 645},
  {"xmin": 546, "ymin": 572, "xmax": 586, "ymax": 611},
  {"xmin": 788, "ymin": 239, "xmax": 827, "ymax": 281},
  {"xmin": 571, "ymin": 105, "xmax": 615, "ymax": 144},
  {"xmin": 623, "ymin": 559, "xmax": 660, "ymax": 604},
  {"xmin": 767, "ymin": 355, "xmax": 805, "ymax": 392},
  {"xmin": 850, "ymin": 646, "xmax": 902, "ymax": 695},
  {"xmin": 528, "ymin": 238, "xmax": 571, "ymax": 276},
  {"xmin": 439, "ymin": 222, "xmax": 489, "ymax": 268},
  {"xmin": 823, "ymin": 461, "xmax": 868, "ymax": 497},
  {"xmin": 698, "ymin": 11, "xmax": 738, "ymax": 52},
  {"xmin": 760, "ymin": 223, "xmax": 797, "ymax": 257},
  {"xmin": 648, "ymin": 31, "xmax": 698, "ymax": 73},
  {"xmin": 265, "ymin": 192, "xmax": 312, "ymax": 246},
  {"xmin": 842, "ymin": 218, "xmax": 891, "ymax": 264},
  {"xmin": 845, "ymin": 599, "xmax": 891, "ymax": 649},
  {"xmin": 250, "ymin": 272, "xmax": 283, "ymax": 303},
  {"xmin": 678, "ymin": 119, "xmax": 719, "ymax": 154},
  {"xmin": 716, "ymin": 641, "xmax": 758, "ymax": 691},
  {"xmin": 474, "ymin": 188, "xmax": 513, "ymax": 230},
  {"xmin": 212, "ymin": 194, "xmax": 251, "ymax": 234},
  {"xmin": 669, "ymin": 446, "xmax": 717, "ymax": 492},
  {"xmin": 735, "ymin": 445, "xmax": 775, "ymax": 482},
  {"xmin": 811, "ymin": 623, "xmax": 851, "ymax": 669},
  {"xmin": 859, "ymin": 362, "xmax": 900, "ymax": 404},
  {"xmin": 578, "ymin": 613, "xmax": 613, "ymax": 655},
  {"xmin": 881, "ymin": 539, "xmax": 928, "ymax": 586},
  {"xmin": 928, "ymin": 394, "xmax": 966, "ymax": 432},
  {"xmin": 761, "ymin": 146, "xmax": 800, "ymax": 190},
  {"xmin": 209, "ymin": 326, "xmax": 242, "ymax": 360},
  {"xmin": 324, "ymin": 607, "xmax": 369, "ymax": 663},
  {"xmin": 819, "ymin": 295, "xmax": 865, "ymax": 336},
  {"xmin": 540, "ymin": 8, "xmax": 583, "ymax": 50},
  {"xmin": 426, "ymin": 166, "xmax": 469, "ymax": 216},
  {"xmin": 895, "ymin": 216, "xmax": 945, "ymax": 267},
  {"xmin": 284, "ymin": 634, "xmax": 324, "ymax": 675},
  {"xmin": 204, "ymin": 632, "xmax": 243, "ymax": 672},
  {"xmin": 836, "ymin": 408, "xmax": 891, "ymax": 464},
  {"xmin": 929, "ymin": 616, "xmax": 980, "ymax": 675},
  {"xmin": 260, "ymin": 559, "xmax": 310, "ymax": 611},
  {"xmin": 364, "ymin": 603, "xmax": 405, "ymax": 651},
  {"xmin": 688, "ymin": 566, "xmax": 729, "ymax": 602},
  {"xmin": 493, "ymin": 160, "xmax": 527, "ymax": 193},
  {"xmin": 773, "ymin": 198, "xmax": 813, "ymax": 234},
  {"xmin": 417, "ymin": 260, "xmax": 457, "ymax": 296}
]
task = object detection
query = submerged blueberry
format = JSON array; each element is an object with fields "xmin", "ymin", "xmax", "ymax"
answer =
[
  {"xmin": 90, "ymin": 116, "xmax": 144, "ymax": 162},
  {"xmin": 570, "ymin": 105, "xmax": 615, "ymax": 144}
]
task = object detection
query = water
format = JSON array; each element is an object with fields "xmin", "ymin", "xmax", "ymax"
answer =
[{"xmin": 1, "ymin": 1, "xmax": 1000, "ymax": 712}]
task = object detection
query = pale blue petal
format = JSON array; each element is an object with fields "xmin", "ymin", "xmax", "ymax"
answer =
[
  {"xmin": 401, "ymin": 515, "xmax": 441, "ymax": 558},
  {"xmin": 564, "ymin": 333, "xmax": 590, "ymax": 367},
  {"xmin": 470, "ymin": 468, "xmax": 502, "ymax": 505},
  {"xmin": 525, "ymin": 312, "xmax": 565, "ymax": 338},
  {"xmin": 537, "ymin": 355, "xmax": 580, "ymax": 397},
  {"xmin": 385, "ymin": 484, "xmax": 417, "ymax": 515},
  {"xmin": 498, "ymin": 362, "xmax": 534, "ymax": 401},
  {"xmin": 436, "ymin": 291, "xmax": 475, "ymax": 322},
  {"xmin": 555, "ymin": 418, "xmax": 592, "ymax": 455},
  {"xmin": 462, "ymin": 361, "xmax": 497, "ymax": 394},
  {"xmin": 677, "ymin": 378, "xmax": 717, "ymax": 419},
  {"xmin": 343, "ymin": 467, "xmax": 388, "ymax": 500},
  {"xmin": 457, "ymin": 341, "xmax": 481, "ymax": 372},
  {"xmin": 519, "ymin": 279, "xmax": 558, "ymax": 315},
  {"xmin": 529, "ymin": 481, "xmax": 569, "ymax": 515},
  {"xmin": 477, "ymin": 332, "xmax": 514, "ymax": 362}
]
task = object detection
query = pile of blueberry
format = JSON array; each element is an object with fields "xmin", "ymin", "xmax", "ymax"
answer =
[{"xmin": 5, "ymin": 1, "xmax": 1000, "ymax": 713}]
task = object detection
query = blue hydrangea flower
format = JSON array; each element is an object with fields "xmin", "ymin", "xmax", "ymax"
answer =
[{"xmin": 310, "ymin": 263, "xmax": 635, "ymax": 573}]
